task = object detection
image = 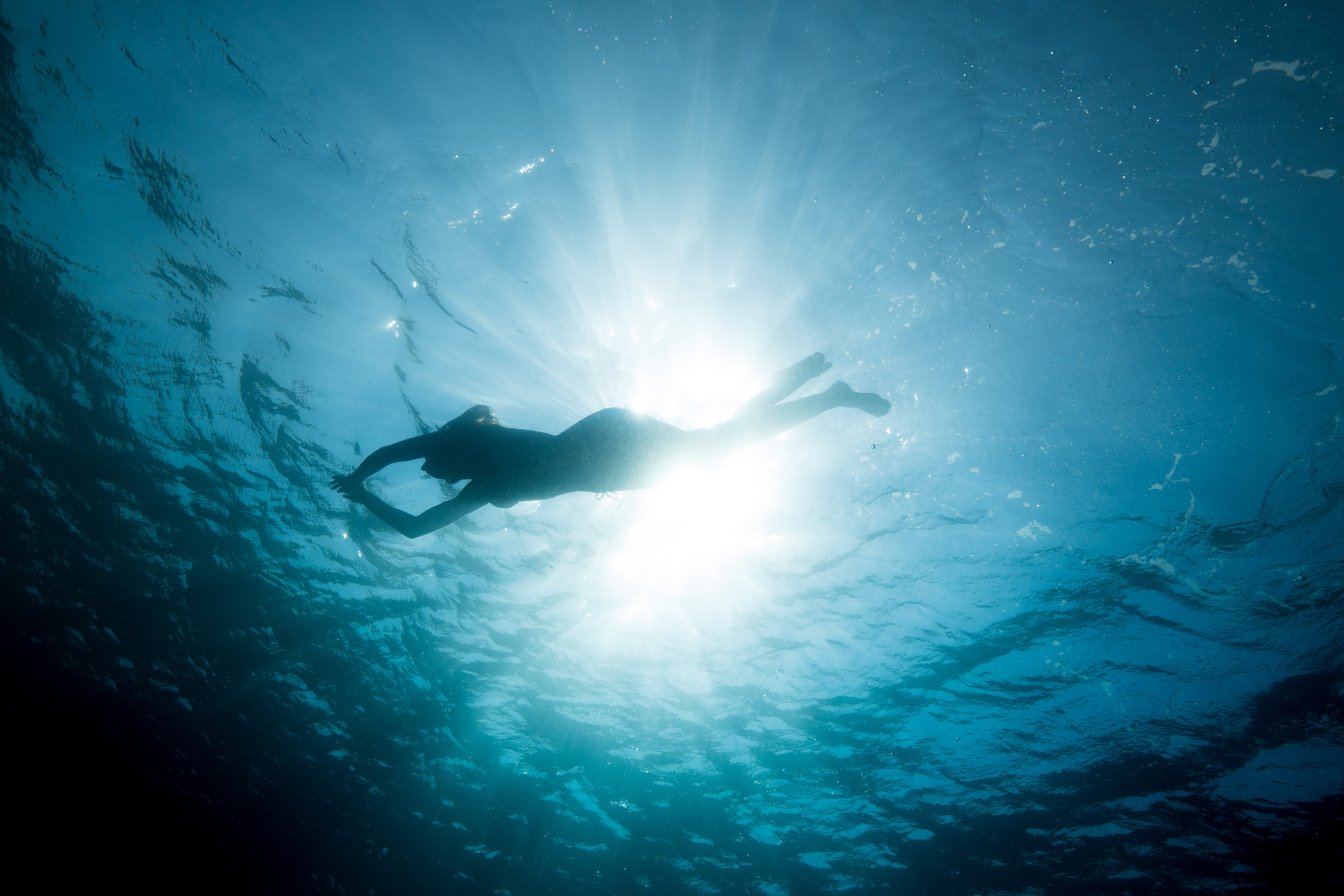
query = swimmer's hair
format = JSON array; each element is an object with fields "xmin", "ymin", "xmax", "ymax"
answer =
[{"xmin": 441, "ymin": 404, "xmax": 498, "ymax": 431}]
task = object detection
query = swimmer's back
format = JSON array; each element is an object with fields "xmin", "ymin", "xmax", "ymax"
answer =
[{"xmin": 557, "ymin": 408, "xmax": 692, "ymax": 491}]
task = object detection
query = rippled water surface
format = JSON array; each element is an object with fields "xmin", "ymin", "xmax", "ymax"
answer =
[{"xmin": 3, "ymin": 1, "xmax": 1342, "ymax": 893}]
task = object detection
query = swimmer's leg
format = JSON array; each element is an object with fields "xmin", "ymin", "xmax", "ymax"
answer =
[
  {"xmin": 736, "ymin": 352, "xmax": 832, "ymax": 415},
  {"xmin": 708, "ymin": 381, "xmax": 889, "ymax": 449}
]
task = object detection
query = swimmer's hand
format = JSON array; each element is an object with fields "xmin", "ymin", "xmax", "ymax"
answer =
[{"xmin": 330, "ymin": 473, "xmax": 370, "ymax": 503}]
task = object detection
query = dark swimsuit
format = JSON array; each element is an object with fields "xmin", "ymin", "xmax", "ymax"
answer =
[
  {"xmin": 555, "ymin": 408, "xmax": 691, "ymax": 493},
  {"xmin": 425, "ymin": 408, "xmax": 697, "ymax": 507}
]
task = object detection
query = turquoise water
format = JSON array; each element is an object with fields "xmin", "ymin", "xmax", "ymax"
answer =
[{"xmin": 3, "ymin": 1, "xmax": 1342, "ymax": 892}]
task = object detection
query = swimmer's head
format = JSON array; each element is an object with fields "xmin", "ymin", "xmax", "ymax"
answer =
[
  {"xmin": 424, "ymin": 405, "xmax": 497, "ymax": 482},
  {"xmin": 440, "ymin": 404, "xmax": 498, "ymax": 431}
]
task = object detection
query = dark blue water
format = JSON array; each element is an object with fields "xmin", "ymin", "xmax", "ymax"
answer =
[{"xmin": 3, "ymin": 1, "xmax": 1342, "ymax": 893}]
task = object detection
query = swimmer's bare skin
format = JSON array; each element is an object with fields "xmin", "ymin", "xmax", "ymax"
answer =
[{"xmin": 332, "ymin": 353, "xmax": 890, "ymax": 538}]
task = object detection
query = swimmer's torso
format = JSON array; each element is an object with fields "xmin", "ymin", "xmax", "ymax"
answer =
[{"xmin": 424, "ymin": 408, "xmax": 697, "ymax": 506}]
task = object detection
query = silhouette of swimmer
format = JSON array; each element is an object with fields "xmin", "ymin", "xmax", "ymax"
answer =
[{"xmin": 331, "ymin": 353, "xmax": 890, "ymax": 538}]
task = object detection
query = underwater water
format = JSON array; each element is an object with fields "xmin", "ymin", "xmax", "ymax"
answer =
[{"xmin": 3, "ymin": 0, "xmax": 1342, "ymax": 892}]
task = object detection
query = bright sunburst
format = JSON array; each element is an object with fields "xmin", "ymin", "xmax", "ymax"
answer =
[
  {"xmin": 582, "ymin": 444, "xmax": 789, "ymax": 658},
  {"xmin": 581, "ymin": 353, "xmax": 804, "ymax": 653},
  {"xmin": 606, "ymin": 448, "xmax": 783, "ymax": 596}
]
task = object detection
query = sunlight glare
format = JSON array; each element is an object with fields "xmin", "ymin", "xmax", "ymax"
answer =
[
  {"xmin": 624, "ymin": 351, "xmax": 764, "ymax": 430},
  {"xmin": 593, "ymin": 437, "xmax": 788, "ymax": 654}
]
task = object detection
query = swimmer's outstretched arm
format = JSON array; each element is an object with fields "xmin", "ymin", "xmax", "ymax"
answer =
[
  {"xmin": 335, "ymin": 482, "xmax": 487, "ymax": 538},
  {"xmin": 331, "ymin": 434, "xmax": 484, "ymax": 536},
  {"xmin": 332, "ymin": 434, "xmax": 435, "ymax": 490}
]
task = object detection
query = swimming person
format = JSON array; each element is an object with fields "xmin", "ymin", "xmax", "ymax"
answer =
[{"xmin": 330, "ymin": 352, "xmax": 890, "ymax": 538}]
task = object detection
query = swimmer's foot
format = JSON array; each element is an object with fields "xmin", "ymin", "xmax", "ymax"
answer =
[{"xmin": 828, "ymin": 381, "xmax": 891, "ymax": 416}]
